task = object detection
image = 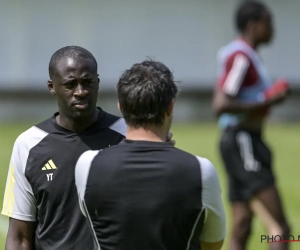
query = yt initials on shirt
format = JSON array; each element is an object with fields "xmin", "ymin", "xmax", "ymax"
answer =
[{"xmin": 46, "ymin": 173, "xmax": 53, "ymax": 181}]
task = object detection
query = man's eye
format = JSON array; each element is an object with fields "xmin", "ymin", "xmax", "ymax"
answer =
[{"xmin": 64, "ymin": 82, "xmax": 75, "ymax": 88}]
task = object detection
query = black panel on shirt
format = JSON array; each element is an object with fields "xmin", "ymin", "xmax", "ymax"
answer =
[
  {"xmin": 25, "ymin": 108, "xmax": 125, "ymax": 250},
  {"xmin": 85, "ymin": 140, "xmax": 204, "ymax": 250}
]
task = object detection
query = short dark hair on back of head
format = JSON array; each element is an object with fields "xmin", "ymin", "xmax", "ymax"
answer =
[
  {"xmin": 117, "ymin": 59, "xmax": 178, "ymax": 128},
  {"xmin": 235, "ymin": 1, "xmax": 267, "ymax": 32},
  {"xmin": 48, "ymin": 45, "xmax": 97, "ymax": 79}
]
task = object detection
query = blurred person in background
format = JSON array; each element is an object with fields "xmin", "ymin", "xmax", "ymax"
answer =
[
  {"xmin": 212, "ymin": 1, "xmax": 290, "ymax": 250},
  {"xmin": 1, "ymin": 45, "xmax": 129, "ymax": 250},
  {"xmin": 75, "ymin": 59, "xmax": 226, "ymax": 250}
]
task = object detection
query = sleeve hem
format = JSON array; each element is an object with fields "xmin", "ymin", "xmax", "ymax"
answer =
[
  {"xmin": 200, "ymin": 230, "xmax": 227, "ymax": 243},
  {"xmin": 1, "ymin": 211, "xmax": 36, "ymax": 222}
]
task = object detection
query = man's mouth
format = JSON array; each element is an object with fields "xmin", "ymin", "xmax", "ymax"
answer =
[{"xmin": 73, "ymin": 102, "xmax": 89, "ymax": 110}]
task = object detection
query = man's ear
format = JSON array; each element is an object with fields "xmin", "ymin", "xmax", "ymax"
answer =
[
  {"xmin": 166, "ymin": 99, "xmax": 175, "ymax": 117},
  {"xmin": 117, "ymin": 102, "xmax": 121, "ymax": 111},
  {"xmin": 47, "ymin": 80, "xmax": 56, "ymax": 95}
]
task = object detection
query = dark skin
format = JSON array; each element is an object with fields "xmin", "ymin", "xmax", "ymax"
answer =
[
  {"xmin": 5, "ymin": 57, "xmax": 100, "ymax": 250},
  {"xmin": 213, "ymin": 9, "xmax": 290, "ymax": 250},
  {"xmin": 212, "ymin": 10, "xmax": 289, "ymax": 130},
  {"xmin": 5, "ymin": 219, "xmax": 35, "ymax": 250},
  {"xmin": 48, "ymin": 57, "xmax": 100, "ymax": 132}
]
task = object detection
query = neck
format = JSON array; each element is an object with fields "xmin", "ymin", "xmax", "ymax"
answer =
[
  {"xmin": 56, "ymin": 108, "xmax": 99, "ymax": 132},
  {"xmin": 126, "ymin": 126, "xmax": 168, "ymax": 142},
  {"xmin": 240, "ymin": 34, "xmax": 259, "ymax": 49}
]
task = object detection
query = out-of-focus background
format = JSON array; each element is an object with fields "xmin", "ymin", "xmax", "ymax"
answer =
[
  {"xmin": 0, "ymin": 0, "xmax": 299, "ymax": 249},
  {"xmin": 1, "ymin": 0, "xmax": 300, "ymax": 122}
]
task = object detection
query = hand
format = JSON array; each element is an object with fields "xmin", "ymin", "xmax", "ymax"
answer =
[
  {"xmin": 267, "ymin": 88, "xmax": 289, "ymax": 105},
  {"xmin": 166, "ymin": 131, "xmax": 176, "ymax": 146},
  {"xmin": 264, "ymin": 79, "xmax": 290, "ymax": 106}
]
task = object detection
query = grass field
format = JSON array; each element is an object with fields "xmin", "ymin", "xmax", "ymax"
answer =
[{"xmin": 0, "ymin": 122, "xmax": 299, "ymax": 249}]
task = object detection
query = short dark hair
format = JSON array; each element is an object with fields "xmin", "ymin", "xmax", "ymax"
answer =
[
  {"xmin": 49, "ymin": 46, "xmax": 97, "ymax": 79},
  {"xmin": 117, "ymin": 59, "xmax": 178, "ymax": 128},
  {"xmin": 235, "ymin": 1, "xmax": 268, "ymax": 32}
]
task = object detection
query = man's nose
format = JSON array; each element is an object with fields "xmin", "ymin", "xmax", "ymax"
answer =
[{"xmin": 74, "ymin": 84, "xmax": 88, "ymax": 97}]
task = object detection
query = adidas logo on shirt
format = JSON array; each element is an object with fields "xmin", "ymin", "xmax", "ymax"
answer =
[{"xmin": 42, "ymin": 160, "xmax": 57, "ymax": 170}]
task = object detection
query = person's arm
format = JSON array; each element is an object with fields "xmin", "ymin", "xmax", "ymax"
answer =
[
  {"xmin": 196, "ymin": 157, "xmax": 226, "ymax": 250},
  {"xmin": 2, "ymin": 135, "xmax": 37, "ymax": 250},
  {"xmin": 75, "ymin": 150, "xmax": 100, "ymax": 216},
  {"xmin": 5, "ymin": 219, "xmax": 35, "ymax": 250},
  {"xmin": 212, "ymin": 88, "xmax": 286, "ymax": 117},
  {"xmin": 212, "ymin": 52, "xmax": 287, "ymax": 117}
]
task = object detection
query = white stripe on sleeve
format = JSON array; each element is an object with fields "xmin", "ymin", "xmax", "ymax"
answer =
[
  {"xmin": 223, "ymin": 54, "xmax": 250, "ymax": 96},
  {"xmin": 196, "ymin": 156, "xmax": 227, "ymax": 242},
  {"xmin": 1, "ymin": 126, "xmax": 48, "ymax": 221}
]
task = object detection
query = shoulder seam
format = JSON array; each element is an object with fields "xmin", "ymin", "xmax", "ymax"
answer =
[
  {"xmin": 15, "ymin": 126, "xmax": 49, "ymax": 174},
  {"xmin": 32, "ymin": 126, "xmax": 49, "ymax": 136}
]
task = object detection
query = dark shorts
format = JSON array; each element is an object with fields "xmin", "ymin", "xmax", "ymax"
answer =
[{"xmin": 219, "ymin": 127, "xmax": 275, "ymax": 202}]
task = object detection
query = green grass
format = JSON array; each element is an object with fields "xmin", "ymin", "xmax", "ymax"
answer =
[{"xmin": 0, "ymin": 122, "xmax": 299, "ymax": 249}]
